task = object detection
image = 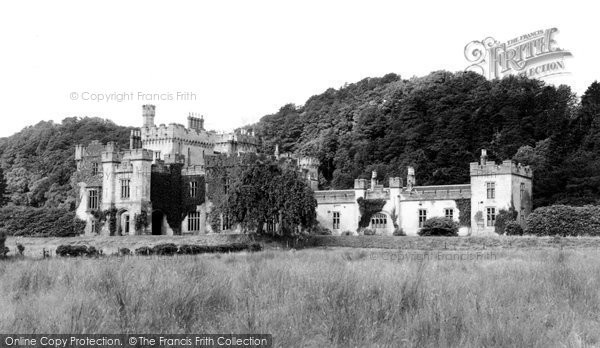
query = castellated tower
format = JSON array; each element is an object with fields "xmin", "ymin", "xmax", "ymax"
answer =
[
  {"xmin": 142, "ymin": 104, "xmax": 155, "ymax": 128},
  {"xmin": 469, "ymin": 149, "xmax": 533, "ymax": 235}
]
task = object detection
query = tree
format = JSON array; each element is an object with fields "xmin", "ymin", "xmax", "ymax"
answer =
[
  {"xmin": 225, "ymin": 159, "xmax": 317, "ymax": 235},
  {"xmin": 0, "ymin": 167, "xmax": 6, "ymax": 207}
]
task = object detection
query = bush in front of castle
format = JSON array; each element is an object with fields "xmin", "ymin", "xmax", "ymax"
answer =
[{"xmin": 418, "ymin": 217, "xmax": 458, "ymax": 237}]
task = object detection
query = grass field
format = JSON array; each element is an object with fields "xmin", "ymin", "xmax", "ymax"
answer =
[{"xmin": 1, "ymin": 247, "xmax": 600, "ymax": 347}]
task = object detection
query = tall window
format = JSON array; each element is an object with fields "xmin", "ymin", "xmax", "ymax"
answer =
[
  {"xmin": 418, "ymin": 209, "xmax": 427, "ymax": 228},
  {"xmin": 222, "ymin": 213, "xmax": 232, "ymax": 230},
  {"xmin": 124, "ymin": 215, "xmax": 130, "ymax": 233},
  {"xmin": 520, "ymin": 182, "xmax": 525, "ymax": 200},
  {"xmin": 332, "ymin": 211, "xmax": 340, "ymax": 230},
  {"xmin": 445, "ymin": 208, "xmax": 454, "ymax": 220},
  {"xmin": 486, "ymin": 182, "xmax": 495, "ymax": 199},
  {"xmin": 223, "ymin": 177, "xmax": 230, "ymax": 194},
  {"xmin": 91, "ymin": 162, "xmax": 99, "ymax": 175},
  {"xmin": 371, "ymin": 213, "xmax": 387, "ymax": 229},
  {"xmin": 88, "ymin": 189, "xmax": 99, "ymax": 209},
  {"xmin": 190, "ymin": 181, "xmax": 198, "ymax": 198},
  {"xmin": 487, "ymin": 207, "xmax": 496, "ymax": 227},
  {"xmin": 121, "ymin": 179, "xmax": 130, "ymax": 199},
  {"xmin": 266, "ymin": 216, "xmax": 276, "ymax": 233},
  {"xmin": 188, "ymin": 212, "xmax": 201, "ymax": 232}
]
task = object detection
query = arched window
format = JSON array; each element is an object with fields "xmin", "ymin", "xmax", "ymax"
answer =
[{"xmin": 371, "ymin": 213, "xmax": 387, "ymax": 229}]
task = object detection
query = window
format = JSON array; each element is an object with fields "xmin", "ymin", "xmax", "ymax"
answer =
[
  {"xmin": 190, "ymin": 181, "xmax": 198, "ymax": 198},
  {"xmin": 486, "ymin": 182, "xmax": 495, "ymax": 199},
  {"xmin": 222, "ymin": 213, "xmax": 232, "ymax": 230},
  {"xmin": 487, "ymin": 207, "xmax": 496, "ymax": 227},
  {"xmin": 445, "ymin": 208, "xmax": 454, "ymax": 220},
  {"xmin": 520, "ymin": 182, "xmax": 525, "ymax": 200},
  {"xmin": 266, "ymin": 216, "xmax": 277, "ymax": 233},
  {"xmin": 332, "ymin": 211, "xmax": 340, "ymax": 230},
  {"xmin": 121, "ymin": 179, "xmax": 130, "ymax": 199},
  {"xmin": 91, "ymin": 162, "xmax": 99, "ymax": 175},
  {"xmin": 124, "ymin": 215, "xmax": 130, "ymax": 233},
  {"xmin": 418, "ymin": 209, "xmax": 427, "ymax": 228},
  {"xmin": 371, "ymin": 213, "xmax": 387, "ymax": 229},
  {"xmin": 188, "ymin": 212, "xmax": 201, "ymax": 232},
  {"xmin": 223, "ymin": 177, "xmax": 230, "ymax": 194},
  {"xmin": 88, "ymin": 189, "xmax": 99, "ymax": 209}
]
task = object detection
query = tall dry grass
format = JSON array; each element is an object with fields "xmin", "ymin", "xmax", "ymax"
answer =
[{"xmin": 1, "ymin": 249, "xmax": 599, "ymax": 347}]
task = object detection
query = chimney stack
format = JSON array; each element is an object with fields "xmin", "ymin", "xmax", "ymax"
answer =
[
  {"xmin": 480, "ymin": 149, "xmax": 487, "ymax": 165},
  {"xmin": 371, "ymin": 171, "xmax": 377, "ymax": 190},
  {"xmin": 407, "ymin": 166, "xmax": 415, "ymax": 191}
]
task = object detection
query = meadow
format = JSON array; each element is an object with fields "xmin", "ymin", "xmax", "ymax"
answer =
[{"xmin": 1, "ymin": 247, "xmax": 599, "ymax": 347}]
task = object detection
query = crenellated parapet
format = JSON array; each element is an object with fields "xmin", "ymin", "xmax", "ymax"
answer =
[
  {"xmin": 469, "ymin": 160, "xmax": 533, "ymax": 178},
  {"xmin": 401, "ymin": 184, "xmax": 471, "ymax": 201}
]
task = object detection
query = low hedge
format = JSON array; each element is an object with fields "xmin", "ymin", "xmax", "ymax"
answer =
[
  {"xmin": 525, "ymin": 205, "xmax": 600, "ymax": 236},
  {"xmin": 56, "ymin": 245, "xmax": 101, "ymax": 257}
]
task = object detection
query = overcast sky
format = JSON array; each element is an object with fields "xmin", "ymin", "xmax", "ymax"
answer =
[{"xmin": 0, "ymin": 0, "xmax": 597, "ymax": 137}]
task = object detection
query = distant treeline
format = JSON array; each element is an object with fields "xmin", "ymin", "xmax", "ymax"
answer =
[{"xmin": 251, "ymin": 71, "xmax": 600, "ymax": 208}]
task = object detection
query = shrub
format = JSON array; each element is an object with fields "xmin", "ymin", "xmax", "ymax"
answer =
[
  {"xmin": 341, "ymin": 231, "xmax": 353, "ymax": 236},
  {"xmin": 118, "ymin": 248, "xmax": 131, "ymax": 256},
  {"xmin": 309, "ymin": 224, "xmax": 332, "ymax": 235},
  {"xmin": 17, "ymin": 243, "xmax": 25, "ymax": 256},
  {"xmin": 495, "ymin": 208, "xmax": 518, "ymax": 234},
  {"xmin": 505, "ymin": 221, "xmax": 524, "ymax": 236},
  {"xmin": 393, "ymin": 227, "xmax": 406, "ymax": 236},
  {"xmin": 152, "ymin": 243, "xmax": 178, "ymax": 256},
  {"xmin": 362, "ymin": 229, "xmax": 376, "ymax": 236},
  {"xmin": 418, "ymin": 217, "xmax": 458, "ymax": 237},
  {"xmin": 56, "ymin": 245, "xmax": 99, "ymax": 257},
  {"xmin": 0, "ymin": 229, "xmax": 6, "ymax": 257},
  {"xmin": 135, "ymin": 246, "xmax": 154, "ymax": 255},
  {"xmin": 525, "ymin": 205, "xmax": 600, "ymax": 236}
]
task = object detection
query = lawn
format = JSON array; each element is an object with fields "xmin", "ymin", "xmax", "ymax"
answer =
[{"xmin": 1, "ymin": 247, "xmax": 599, "ymax": 347}]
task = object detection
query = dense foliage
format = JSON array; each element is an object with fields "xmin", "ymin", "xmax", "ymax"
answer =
[
  {"xmin": 252, "ymin": 72, "xmax": 600, "ymax": 208},
  {"xmin": 524, "ymin": 205, "xmax": 600, "ymax": 236},
  {"xmin": 217, "ymin": 158, "xmax": 318, "ymax": 235},
  {"xmin": 357, "ymin": 197, "xmax": 386, "ymax": 229},
  {"xmin": 0, "ymin": 206, "xmax": 85, "ymax": 236},
  {"xmin": 495, "ymin": 208, "xmax": 518, "ymax": 235},
  {"xmin": 0, "ymin": 117, "xmax": 131, "ymax": 209},
  {"xmin": 418, "ymin": 217, "xmax": 459, "ymax": 237}
]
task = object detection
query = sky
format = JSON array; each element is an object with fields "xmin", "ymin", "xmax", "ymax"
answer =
[{"xmin": 0, "ymin": 0, "xmax": 598, "ymax": 137}]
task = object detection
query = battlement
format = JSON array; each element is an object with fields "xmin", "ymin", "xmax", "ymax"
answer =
[
  {"xmin": 402, "ymin": 184, "xmax": 471, "ymax": 201},
  {"xmin": 389, "ymin": 177, "xmax": 403, "ymax": 188},
  {"xmin": 314, "ymin": 190, "xmax": 356, "ymax": 204},
  {"xmin": 182, "ymin": 165, "xmax": 205, "ymax": 176},
  {"xmin": 469, "ymin": 160, "xmax": 532, "ymax": 178},
  {"xmin": 366, "ymin": 188, "xmax": 390, "ymax": 200},
  {"xmin": 141, "ymin": 123, "xmax": 214, "ymax": 145}
]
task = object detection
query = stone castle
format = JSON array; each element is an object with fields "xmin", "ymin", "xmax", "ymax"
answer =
[{"xmin": 74, "ymin": 105, "xmax": 532, "ymax": 236}]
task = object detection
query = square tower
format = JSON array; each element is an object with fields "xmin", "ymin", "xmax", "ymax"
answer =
[{"xmin": 470, "ymin": 149, "xmax": 533, "ymax": 235}]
